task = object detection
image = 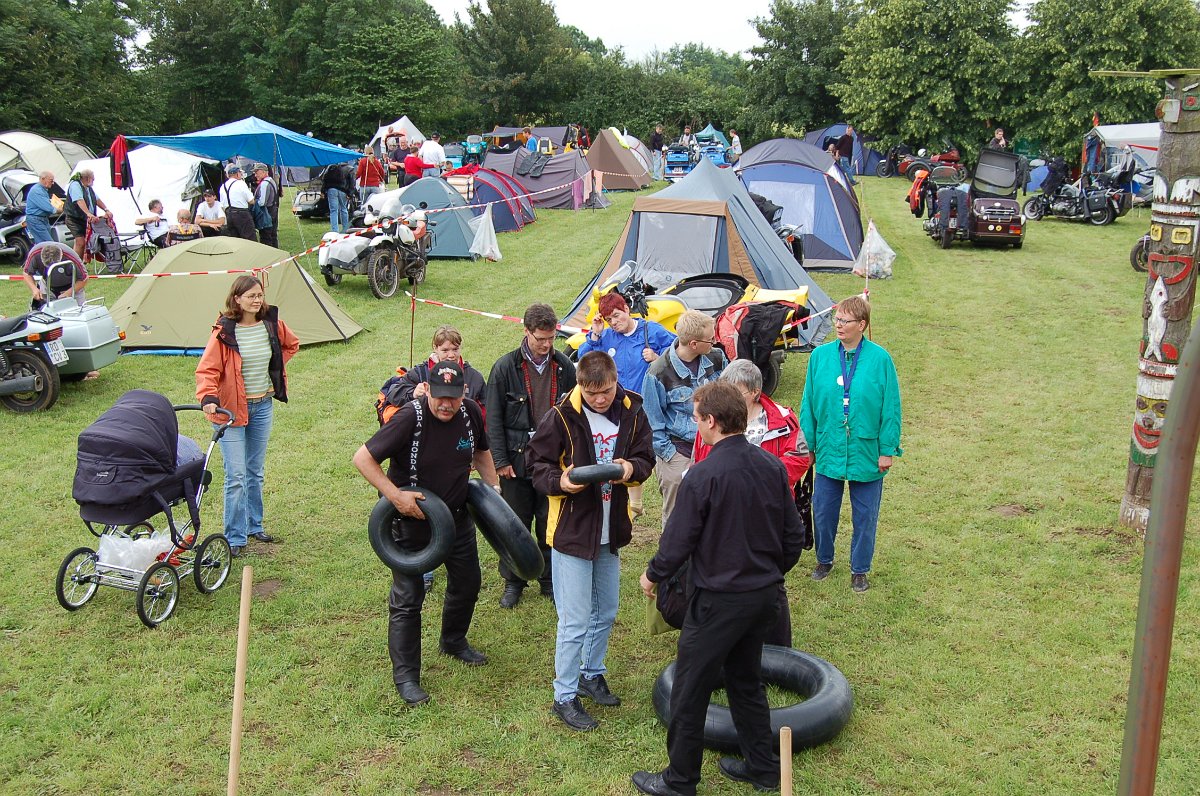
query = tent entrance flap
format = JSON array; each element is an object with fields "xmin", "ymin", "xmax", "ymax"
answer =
[{"xmin": 635, "ymin": 213, "xmax": 719, "ymax": 288}]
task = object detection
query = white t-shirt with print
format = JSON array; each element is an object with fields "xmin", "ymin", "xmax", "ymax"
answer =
[{"xmin": 583, "ymin": 407, "xmax": 619, "ymax": 545}]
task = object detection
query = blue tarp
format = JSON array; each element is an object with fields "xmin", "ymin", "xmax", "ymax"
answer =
[{"xmin": 128, "ymin": 117, "xmax": 362, "ymax": 168}]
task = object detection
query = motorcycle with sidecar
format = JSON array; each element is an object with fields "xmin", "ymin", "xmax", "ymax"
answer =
[
  {"xmin": 317, "ymin": 199, "xmax": 434, "ymax": 298},
  {"xmin": 922, "ymin": 149, "xmax": 1025, "ymax": 249}
]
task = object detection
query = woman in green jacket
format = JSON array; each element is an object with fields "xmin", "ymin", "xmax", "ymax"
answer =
[{"xmin": 799, "ymin": 295, "xmax": 902, "ymax": 593}]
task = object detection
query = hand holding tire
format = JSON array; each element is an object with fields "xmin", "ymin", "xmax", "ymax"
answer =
[{"xmin": 391, "ymin": 489, "xmax": 426, "ymax": 520}]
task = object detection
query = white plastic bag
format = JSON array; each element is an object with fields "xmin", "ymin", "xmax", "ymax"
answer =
[
  {"xmin": 852, "ymin": 220, "xmax": 896, "ymax": 279},
  {"xmin": 468, "ymin": 204, "xmax": 502, "ymax": 262},
  {"xmin": 98, "ymin": 530, "xmax": 173, "ymax": 571}
]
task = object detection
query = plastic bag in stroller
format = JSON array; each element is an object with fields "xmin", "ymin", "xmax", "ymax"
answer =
[
  {"xmin": 56, "ymin": 389, "xmax": 236, "ymax": 627},
  {"xmin": 86, "ymin": 217, "xmax": 124, "ymax": 275}
]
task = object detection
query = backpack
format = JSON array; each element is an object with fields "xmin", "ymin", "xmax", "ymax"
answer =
[
  {"xmin": 715, "ymin": 300, "xmax": 804, "ymax": 371},
  {"xmin": 375, "ymin": 371, "xmax": 410, "ymax": 426}
]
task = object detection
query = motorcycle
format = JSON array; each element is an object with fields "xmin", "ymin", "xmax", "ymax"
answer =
[
  {"xmin": 1022, "ymin": 156, "xmax": 1123, "ymax": 226},
  {"xmin": 1131, "ymin": 233, "xmax": 1150, "ymax": 273},
  {"xmin": 461, "ymin": 134, "xmax": 487, "ymax": 166},
  {"xmin": 318, "ymin": 200, "xmax": 434, "ymax": 298},
  {"xmin": 563, "ymin": 260, "xmax": 812, "ymax": 395},
  {"xmin": 874, "ymin": 143, "xmax": 913, "ymax": 178},
  {"xmin": 0, "ymin": 309, "xmax": 65, "ymax": 412},
  {"xmin": 901, "ymin": 142, "xmax": 964, "ymax": 182}
]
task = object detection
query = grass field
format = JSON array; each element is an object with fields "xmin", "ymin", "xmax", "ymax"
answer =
[{"xmin": 2, "ymin": 178, "xmax": 1198, "ymax": 795}]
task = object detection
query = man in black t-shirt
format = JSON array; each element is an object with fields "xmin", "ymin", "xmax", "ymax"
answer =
[{"xmin": 352, "ymin": 360, "xmax": 502, "ymax": 706}]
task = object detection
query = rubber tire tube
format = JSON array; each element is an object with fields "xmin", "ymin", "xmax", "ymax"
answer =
[
  {"xmin": 568, "ymin": 463, "xmax": 626, "ymax": 485},
  {"xmin": 652, "ymin": 645, "xmax": 853, "ymax": 753},
  {"xmin": 464, "ymin": 480, "xmax": 544, "ymax": 582},
  {"xmin": 367, "ymin": 489, "xmax": 455, "ymax": 574}
]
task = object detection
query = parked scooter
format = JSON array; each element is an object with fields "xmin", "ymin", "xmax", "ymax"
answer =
[
  {"xmin": 317, "ymin": 200, "xmax": 435, "ymax": 298},
  {"xmin": 874, "ymin": 143, "xmax": 913, "ymax": 178},
  {"xmin": 0, "ymin": 309, "xmax": 64, "ymax": 412}
]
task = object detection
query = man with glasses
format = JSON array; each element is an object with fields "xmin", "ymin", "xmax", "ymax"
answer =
[
  {"xmin": 799, "ymin": 295, "xmax": 903, "ymax": 593},
  {"xmin": 485, "ymin": 304, "xmax": 577, "ymax": 609},
  {"xmin": 642, "ymin": 310, "xmax": 727, "ymax": 530}
]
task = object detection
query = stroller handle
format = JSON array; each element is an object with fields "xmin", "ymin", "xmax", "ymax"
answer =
[{"xmin": 174, "ymin": 403, "xmax": 235, "ymax": 441}]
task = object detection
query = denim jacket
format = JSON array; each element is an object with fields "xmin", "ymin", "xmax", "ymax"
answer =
[{"xmin": 641, "ymin": 343, "xmax": 726, "ymax": 461}]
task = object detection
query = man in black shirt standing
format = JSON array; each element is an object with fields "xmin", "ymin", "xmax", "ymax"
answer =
[
  {"xmin": 353, "ymin": 360, "xmax": 502, "ymax": 706},
  {"xmin": 633, "ymin": 381, "xmax": 803, "ymax": 796}
]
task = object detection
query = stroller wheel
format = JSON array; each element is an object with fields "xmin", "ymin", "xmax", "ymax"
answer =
[
  {"xmin": 56, "ymin": 547, "xmax": 100, "ymax": 611},
  {"xmin": 137, "ymin": 562, "xmax": 180, "ymax": 628},
  {"xmin": 193, "ymin": 534, "xmax": 232, "ymax": 594}
]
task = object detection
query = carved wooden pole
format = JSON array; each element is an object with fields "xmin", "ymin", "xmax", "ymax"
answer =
[{"xmin": 1118, "ymin": 71, "xmax": 1200, "ymax": 532}]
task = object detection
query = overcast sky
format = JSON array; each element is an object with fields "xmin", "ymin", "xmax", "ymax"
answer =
[{"xmin": 426, "ymin": 0, "xmax": 776, "ymax": 60}]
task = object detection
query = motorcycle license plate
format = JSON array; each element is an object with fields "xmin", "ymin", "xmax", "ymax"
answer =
[
  {"xmin": 44, "ymin": 339, "xmax": 68, "ymax": 365},
  {"xmin": 672, "ymin": 168, "xmax": 683, "ymax": 174}
]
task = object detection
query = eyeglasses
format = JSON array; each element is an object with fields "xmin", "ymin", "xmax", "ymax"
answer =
[
  {"xmin": 833, "ymin": 317, "xmax": 861, "ymax": 326},
  {"xmin": 691, "ymin": 338, "xmax": 718, "ymax": 346},
  {"xmin": 241, "ymin": 293, "xmax": 265, "ymax": 301},
  {"xmin": 530, "ymin": 333, "xmax": 556, "ymax": 344}
]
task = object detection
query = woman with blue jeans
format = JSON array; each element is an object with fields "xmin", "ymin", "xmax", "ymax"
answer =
[
  {"xmin": 799, "ymin": 295, "xmax": 902, "ymax": 593},
  {"xmin": 196, "ymin": 276, "xmax": 300, "ymax": 557}
]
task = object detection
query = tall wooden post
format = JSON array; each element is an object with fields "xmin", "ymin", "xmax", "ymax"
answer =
[{"xmin": 1116, "ymin": 70, "xmax": 1200, "ymax": 532}]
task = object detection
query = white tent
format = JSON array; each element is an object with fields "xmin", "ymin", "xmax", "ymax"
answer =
[
  {"xmin": 74, "ymin": 144, "xmax": 218, "ymax": 242},
  {"xmin": 1088, "ymin": 123, "xmax": 1159, "ymax": 169},
  {"xmin": 0, "ymin": 130, "xmax": 95, "ymax": 180},
  {"xmin": 368, "ymin": 116, "xmax": 425, "ymax": 154}
]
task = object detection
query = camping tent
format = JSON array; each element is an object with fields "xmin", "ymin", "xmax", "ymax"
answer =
[
  {"xmin": 465, "ymin": 168, "xmax": 536, "ymax": 232},
  {"xmin": 484, "ymin": 147, "xmax": 590, "ymax": 209},
  {"xmin": 128, "ymin": 116, "xmax": 362, "ymax": 169},
  {"xmin": 362, "ymin": 177, "xmax": 476, "ymax": 258},
  {"xmin": 621, "ymin": 132, "xmax": 654, "ymax": 176},
  {"xmin": 74, "ymin": 144, "xmax": 220, "ymax": 237},
  {"xmin": 368, "ymin": 116, "xmax": 425, "ymax": 155},
  {"xmin": 1084, "ymin": 122, "xmax": 1159, "ymax": 171},
  {"xmin": 736, "ymin": 138, "xmax": 864, "ymax": 274},
  {"xmin": 695, "ymin": 124, "xmax": 731, "ymax": 151},
  {"xmin": 586, "ymin": 128, "xmax": 650, "ymax": 190},
  {"xmin": 0, "ymin": 131, "xmax": 96, "ymax": 179},
  {"xmin": 563, "ymin": 158, "xmax": 833, "ymax": 348},
  {"xmin": 110, "ymin": 237, "xmax": 362, "ymax": 348},
  {"xmin": 802, "ymin": 124, "xmax": 883, "ymax": 176}
]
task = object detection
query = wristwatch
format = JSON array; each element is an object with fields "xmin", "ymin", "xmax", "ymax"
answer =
[{"xmin": 491, "ymin": 483, "xmax": 503, "ymax": 494}]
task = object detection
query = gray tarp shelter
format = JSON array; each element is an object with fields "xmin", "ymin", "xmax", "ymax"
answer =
[
  {"xmin": 563, "ymin": 158, "xmax": 833, "ymax": 348},
  {"xmin": 489, "ymin": 125, "xmax": 571, "ymax": 145},
  {"xmin": 483, "ymin": 147, "xmax": 589, "ymax": 209}
]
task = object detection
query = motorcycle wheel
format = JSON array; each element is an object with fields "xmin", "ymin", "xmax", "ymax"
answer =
[
  {"xmin": 9, "ymin": 233, "xmax": 30, "ymax": 264},
  {"xmin": 321, "ymin": 267, "xmax": 342, "ymax": 286},
  {"xmin": 940, "ymin": 225, "xmax": 954, "ymax": 249},
  {"xmin": 406, "ymin": 238, "xmax": 428, "ymax": 286},
  {"xmin": 1130, "ymin": 239, "xmax": 1149, "ymax": 273},
  {"xmin": 0, "ymin": 348, "xmax": 60, "ymax": 412},
  {"xmin": 1089, "ymin": 204, "xmax": 1115, "ymax": 226},
  {"xmin": 875, "ymin": 162, "xmax": 893, "ymax": 178},
  {"xmin": 1022, "ymin": 198, "xmax": 1045, "ymax": 221},
  {"xmin": 907, "ymin": 162, "xmax": 929, "ymax": 181},
  {"xmin": 367, "ymin": 248, "xmax": 400, "ymax": 299}
]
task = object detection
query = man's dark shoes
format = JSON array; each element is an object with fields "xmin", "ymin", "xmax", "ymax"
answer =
[
  {"xmin": 630, "ymin": 770, "xmax": 687, "ymax": 796},
  {"xmin": 577, "ymin": 674, "xmax": 621, "ymax": 706},
  {"xmin": 395, "ymin": 680, "xmax": 430, "ymax": 706},
  {"xmin": 499, "ymin": 582, "xmax": 523, "ymax": 609},
  {"xmin": 810, "ymin": 562, "xmax": 832, "ymax": 581},
  {"xmin": 552, "ymin": 696, "xmax": 598, "ymax": 731},
  {"xmin": 440, "ymin": 645, "xmax": 488, "ymax": 666},
  {"xmin": 249, "ymin": 531, "xmax": 276, "ymax": 543},
  {"xmin": 539, "ymin": 582, "xmax": 554, "ymax": 599},
  {"xmin": 718, "ymin": 757, "xmax": 780, "ymax": 792},
  {"xmin": 229, "ymin": 545, "xmax": 244, "ymax": 558},
  {"xmin": 851, "ymin": 573, "xmax": 869, "ymax": 593}
]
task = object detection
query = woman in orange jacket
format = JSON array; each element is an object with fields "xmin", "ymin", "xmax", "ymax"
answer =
[{"xmin": 195, "ymin": 275, "xmax": 299, "ymax": 556}]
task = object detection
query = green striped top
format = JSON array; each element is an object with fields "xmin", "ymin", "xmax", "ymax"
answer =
[{"xmin": 234, "ymin": 322, "xmax": 273, "ymax": 397}]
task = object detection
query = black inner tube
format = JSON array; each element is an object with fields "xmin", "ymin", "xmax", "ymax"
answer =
[
  {"xmin": 465, "ymin": 480, "xmax": 544, "ymax": 581},
  {"xmin": 568, "ymin": 463, "xmax": 625, "ymax": 485},
  {"xmin": 366, "ymin": 489, "xmax": 455, "ymax": 574}
]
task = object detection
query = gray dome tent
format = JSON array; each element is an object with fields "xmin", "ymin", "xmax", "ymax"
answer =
[
  {"xmin": 395, "ymin": 177, "xmax": 476, "ymax": 258},
  {"xmin": 563, "ymin": 158, "xmax": 833, "ymax": 348}
]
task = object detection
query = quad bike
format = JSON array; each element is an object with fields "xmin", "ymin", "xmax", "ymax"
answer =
[
  {"xmin": 317, "ymin": 200, "xmax": 434, "ymax": 299},
  {"xmin": 922, "ymin": 149, "xmax": 1025, "ymax": 250},
  {"xmin": 563, "ymin": 261, "xmax": 813, "ymax": 395}
]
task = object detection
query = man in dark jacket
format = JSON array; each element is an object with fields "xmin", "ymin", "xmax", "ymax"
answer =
[
  {"xmin": 836, "ymin": 125, "xmax": 858, "ymax": 185},
  {"xmin": 633, "ymin": 381, "xmax": 804, "ymax": 796},
  {"xmin": 486, "ymin": 304, "xmax": 576, "ymax": 608},
  {"xmin": 527, "ymin": 351, "xmax": 655, "ymax": 732}
]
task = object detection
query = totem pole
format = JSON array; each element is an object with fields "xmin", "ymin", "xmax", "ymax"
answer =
[{"xmin": 1111, "ymin": 70, "xmax": 1200, "ymax": 531}]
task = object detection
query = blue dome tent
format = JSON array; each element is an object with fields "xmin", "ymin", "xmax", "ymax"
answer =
[{"xmin": 802, "ymin": 123, "xmax": 883, "ymax": 176}]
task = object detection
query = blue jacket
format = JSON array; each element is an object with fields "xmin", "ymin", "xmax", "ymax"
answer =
[
  {"xmin": 25, "ymin": 183, "xmax": 56, "ymax": 218},
  {"xmin": 577, "ymin": 318, "xmax": 675, "ymax": 393},
  {"xmin": 641, "ymin": 343, "xmax": 726, "ymax": 461}
]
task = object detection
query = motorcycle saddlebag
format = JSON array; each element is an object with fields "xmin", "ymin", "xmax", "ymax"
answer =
[{"xmin": 1086, "ymin": 192, "xmax": 1110, "ymax": 213}]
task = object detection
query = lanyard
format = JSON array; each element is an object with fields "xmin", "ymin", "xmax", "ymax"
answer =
[{"xmin": 839, "ymin": 340, "xmax": 863, "ymax": 425}]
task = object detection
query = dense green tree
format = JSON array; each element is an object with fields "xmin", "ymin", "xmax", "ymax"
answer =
[
  {"xmin": 662, "ymin": 43, "xmax": 748, "ymax": 89},
  {"xmin": 834, "ymin": 0, "xmax": 1017, "ymax": 152},
  {"xmin": 453, "ymin": 0, "xmax": 577, "ymax": 121},
  {"xmin": 747, "ymin": 0, "xmax": 856, "ymax": 135},
  {"xmin": 1016, "ymin": 0, "xmax": 1200, "ymax": 155}
]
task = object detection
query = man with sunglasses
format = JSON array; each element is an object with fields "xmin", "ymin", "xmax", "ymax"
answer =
[{"xmin": 799, "ymin": 296, "xmax": 903, "ymax": 593}]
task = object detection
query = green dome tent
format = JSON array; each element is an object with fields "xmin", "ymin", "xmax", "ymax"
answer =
[{"xmin": 111, "ymin": 237, "xmax": 363, "ymax": 349}]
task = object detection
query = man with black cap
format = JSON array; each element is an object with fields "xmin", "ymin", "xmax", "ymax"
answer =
[
  {"xmin": 352, "ymin": 360, "xmax": 503, "ymax": 706},
  {"xmin": 219, "ymin": 163, "xmax": 256, "ymax": 241},
  {"xmin": 418, "ymin": 132, "xmax": 446, "ymax": 179},
  {"xmin": 252, "ymin": 163, "xmax": 279, "ymax": 248}
]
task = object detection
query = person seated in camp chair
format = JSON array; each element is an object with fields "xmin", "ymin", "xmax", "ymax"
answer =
[
  {"xmin": 168, "ymin": 209, "xmax": 203, "ymax": 246},
  {"xmin": 135, "ymin": 199, "xmax": 173, "ymax": 249},
  {"xmin": 196, "ymin": 190, "xmax": 226, "ymax": 237}
]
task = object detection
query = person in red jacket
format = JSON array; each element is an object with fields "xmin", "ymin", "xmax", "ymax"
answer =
[
  {"xmin": 402, "ymin": 143, "xmax": 436, "ymax": 187},
  {"xmin": 356, "ymin": 149, "xmax": 387, "ymax": 205},
  {"xmin": 691, "ymin": 359, "xmax": 809, "ymax": 647}
]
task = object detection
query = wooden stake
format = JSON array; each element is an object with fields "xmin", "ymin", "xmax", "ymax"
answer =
[
  {"xmin": 780, "ymin": 725, "xmax": 793, "ymax": 793},
  {"xmin": 227, "ymin": 566, "xmax": 253, "ymax": 796}
]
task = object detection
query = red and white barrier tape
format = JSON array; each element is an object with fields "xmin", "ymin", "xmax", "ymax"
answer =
[{"xmin": 404, "ymin": 292, "xmax": 584, "ymax": 335}]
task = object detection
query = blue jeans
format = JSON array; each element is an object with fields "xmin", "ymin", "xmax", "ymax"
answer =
[
  {"xmin": 552, "ymin": 547, "xmax": 620, "ymax": 702},
  {"xmin": 216, "ymin": 398, "xmax": 274, "ymax": 547},
  {"xmin": 812, "ymin": 472, "xmax": 884, "ymax": 574},
  {"xmin": 360, "ymin": 185, "xmax": 381, "ymax": 205},
  {"xmin": 327, "ymin": 188, "xmax": 349, "ymax": 233},
  {"xmin": 651, "ymin": 150, "xmax": 663, "ymax": 181},
  {"xmin": 25, "ymin": 214, "xmax": 53, "ymax": 244},
  {"xmin": 839, "ymin": 156, "xmax": 857, "ymax": 184}
]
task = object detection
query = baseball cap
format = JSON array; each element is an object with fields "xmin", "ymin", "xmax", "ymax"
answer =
[
  {"xmin": 225, "ymin": 163, "xmax": 243, "ymax": 175},
  {"xmin": 427, "ymin": 360, "xmax": 466, "ymax": 398},
  {"xmin": 252, "ymin": 162, "xmax": 269, "ymax": 172}
]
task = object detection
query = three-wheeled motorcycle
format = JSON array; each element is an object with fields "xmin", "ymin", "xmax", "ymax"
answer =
[{"xmin": 923, "ymin": 149, "xmax": 1026, "ymax": 249}]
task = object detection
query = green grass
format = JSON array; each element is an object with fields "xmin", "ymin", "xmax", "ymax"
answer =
[{"xmin": 2, "ymin": 180, "xmax": 1199, "ymax": 795}]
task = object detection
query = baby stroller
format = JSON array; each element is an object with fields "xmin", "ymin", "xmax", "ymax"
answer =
[
  {"xmin": 86, "ymin": 217, "xmax": 124, "ymax": 275},
  {"xmin": 56, "ymin": 390, "xmax": 235, "ymax": 628}
]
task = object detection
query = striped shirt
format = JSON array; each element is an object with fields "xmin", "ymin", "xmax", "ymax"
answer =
[{"xmin": 234, "ymin": 322, "xmax": 273, "ymax": 396}]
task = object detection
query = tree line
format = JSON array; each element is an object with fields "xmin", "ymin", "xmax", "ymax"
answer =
[{"xmin": 4, "ymin": 0, "xmax": 1200, "ymax": 160}]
